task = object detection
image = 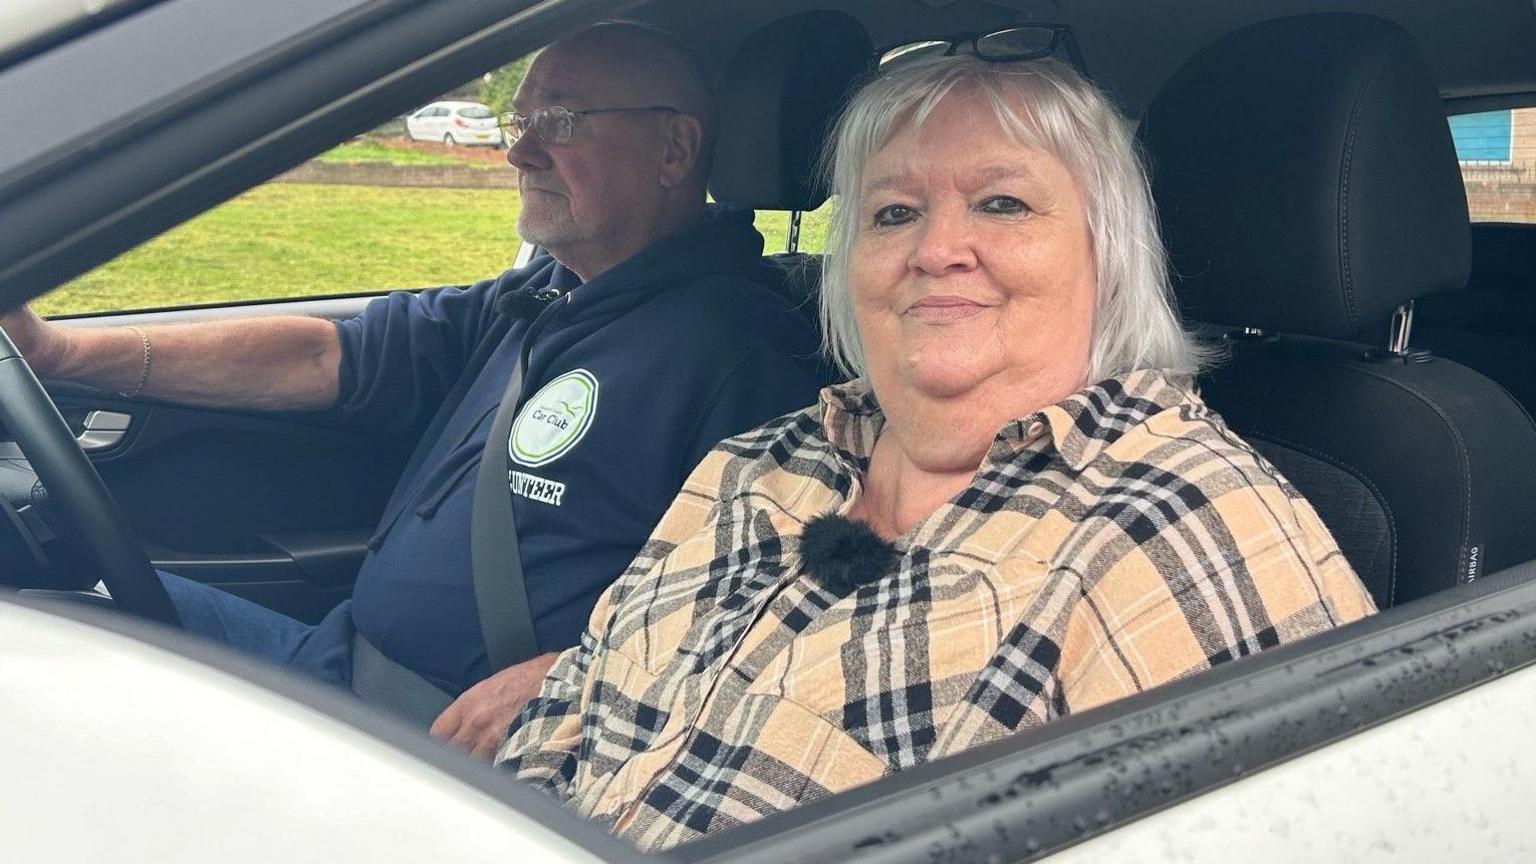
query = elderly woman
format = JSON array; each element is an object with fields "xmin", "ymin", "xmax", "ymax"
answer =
[{"xmin": 495, "ymin": 53, "xmax": 1375, "ymax": 849}]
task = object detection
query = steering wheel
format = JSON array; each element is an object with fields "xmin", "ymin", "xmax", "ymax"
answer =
[{"xmin": 0, "ymin": 327, "xmax": 180, "ymax": 627}]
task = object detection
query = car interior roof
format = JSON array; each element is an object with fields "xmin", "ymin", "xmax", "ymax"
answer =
[{"xmin": 631, "ymin": 0, "xmax": 1536, "ymax": 114}]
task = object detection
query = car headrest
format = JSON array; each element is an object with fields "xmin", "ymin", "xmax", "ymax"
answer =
[
  {"xmin": 1138, "ymin": 14, "xmax": 1470, "ymax": 343},
  {"xmin": 708, "ymin": 11, "xmax": 874, "ymax": 211}
]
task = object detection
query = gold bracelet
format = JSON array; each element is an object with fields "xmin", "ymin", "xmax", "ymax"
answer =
[{"xmin": 120, "ymin": 325, "xmax": 151, "ymax": 399}]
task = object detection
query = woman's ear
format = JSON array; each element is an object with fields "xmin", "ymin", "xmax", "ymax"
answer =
[{"xmin": 658, "ymin": 113, "xmax": 705, "ymax": 188}]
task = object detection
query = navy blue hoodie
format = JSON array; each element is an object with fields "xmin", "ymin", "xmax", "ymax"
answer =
[{"xmin": 294, "ymin": 207, "xmax": 825, "ymax": 694}]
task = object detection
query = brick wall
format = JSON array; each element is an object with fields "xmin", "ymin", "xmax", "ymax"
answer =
[
  {"xmin": 1461, "ymin": 107, "xmax": 1536, "ymax": 222},
  {"xmin": 1516, "ymin": 107, "xmax": 1536, "ymax": 165}
]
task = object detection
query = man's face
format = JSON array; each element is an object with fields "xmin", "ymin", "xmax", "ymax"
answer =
[{"xmin": 507, "ymin": 44, "xmax": 672, "ymax": 270}]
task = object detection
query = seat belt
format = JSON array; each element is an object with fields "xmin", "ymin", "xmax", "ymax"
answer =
[
  {"xmin": 469, "ymin": 308, "xmax": 559, "ymax": 672},
  {"xmin": 350, "ymin": 294, "xmax": 553, "ymax": 721},
  {"xmin": 351, "ymin": 316, "xmax": 517, "ymax": 725},
  {"xmin": 351, "ymin": 631, "xmax": 454, "ymax": 727}
]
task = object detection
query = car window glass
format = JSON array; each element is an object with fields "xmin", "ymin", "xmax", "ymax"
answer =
[
  {"xmin": 1452, "ymin": 106, "xmax": 1536, "ymax": 223},
  {"xmin": 751, "ymin": 199, "xmax": 833, "ymax": 256},
  {"xmin": 36, "ymin": 58, "xmax": 536, "ymax": 317},
  {"xmin": 36, "ymin": 46, "xmax": 844, "ymax": 318}
]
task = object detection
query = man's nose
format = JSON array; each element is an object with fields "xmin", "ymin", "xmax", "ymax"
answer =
[
  {"xmin": 505, "ymin": 131, "xmax": 549, "ymax": 170},
  {"xmin": 908, "ymin": 207, "xmax": 978, "ymax": 276}
]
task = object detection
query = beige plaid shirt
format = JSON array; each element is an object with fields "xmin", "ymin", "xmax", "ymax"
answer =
[{"xmin": 495, "ymin": 369, "xmax": 1375, "ymax": 850}]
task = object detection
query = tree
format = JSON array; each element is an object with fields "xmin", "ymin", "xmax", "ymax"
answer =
[{"xmin": 479, "ymin": 55, "xmax": 534, "ymax": 117}]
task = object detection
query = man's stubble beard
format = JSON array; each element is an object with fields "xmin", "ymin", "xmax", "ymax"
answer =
[{"xmin": 515, "ymin": 200, "xmax": 578, "ymax": 249}]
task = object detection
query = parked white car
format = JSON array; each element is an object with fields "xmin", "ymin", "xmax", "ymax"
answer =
[{"xmin": 404, "ymin": 100, "xmax": 502, "ymax": 147}]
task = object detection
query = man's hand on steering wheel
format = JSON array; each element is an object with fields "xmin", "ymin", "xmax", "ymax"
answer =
[
  {"xmin": 1, "ymin": 305, "xmax": 67, "ymax": 375},
  {"xmin": 0, "ymin": 314, "xmax": 179, "ymax": 626}
]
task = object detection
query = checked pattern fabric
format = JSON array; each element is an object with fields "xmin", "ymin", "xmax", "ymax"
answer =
[{"xmin": 495, "ymin": 369, "xmax": 1376, "ymax": 850}]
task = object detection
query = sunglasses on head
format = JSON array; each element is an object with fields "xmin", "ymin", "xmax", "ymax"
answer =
[{"xmin": 878, "ymin": 25, "xmax": 1089, "ymax": 78}]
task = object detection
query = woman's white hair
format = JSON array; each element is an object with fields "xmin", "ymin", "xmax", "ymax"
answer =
[{"xmin": 819, "ymin": 53, "xmax": 1210, "ymax": 382}]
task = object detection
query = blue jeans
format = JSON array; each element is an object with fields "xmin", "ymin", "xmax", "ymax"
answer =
[{"xmin": 158, "ymin": 570, "xmax": 345, "ymax": 684}]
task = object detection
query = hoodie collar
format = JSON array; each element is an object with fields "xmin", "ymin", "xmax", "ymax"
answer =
[{"xmin": 493, "ymin": 204, "xmax": 763, "ymax": 321}]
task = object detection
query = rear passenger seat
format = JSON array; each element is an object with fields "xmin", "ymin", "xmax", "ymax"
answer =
[{"xmin": 1416, "ymin": 222, "xmax": 1536, "ymax": 411}]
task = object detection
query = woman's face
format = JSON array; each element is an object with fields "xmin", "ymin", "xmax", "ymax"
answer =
[{"xmin": 849, "ymin": 88, "xmax": 1097, "ymax": 405}]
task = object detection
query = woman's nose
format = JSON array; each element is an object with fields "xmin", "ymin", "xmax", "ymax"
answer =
[{"xmin": 907, "ymin": 208, "xmax": 978, "ymax": 276}]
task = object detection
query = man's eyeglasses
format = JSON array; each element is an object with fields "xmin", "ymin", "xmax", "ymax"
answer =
[
  {"xmin": 500, "ymin": 105, "xmax": 682, "ymax": 145},
  {"xmin": 878, "ymin": 25, "xmax": 1089, "ymax": 77}
]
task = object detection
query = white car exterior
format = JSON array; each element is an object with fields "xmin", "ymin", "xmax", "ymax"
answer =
[
  {"xmin": 1050, "ymin": 665, "xmax": 1536, "ymax": 862},
  {"xmin": 0, "ymin": 600, "xmax": 598, "ymax": 863},
  {"xmin": 6, "ymin": 595, "xmax": 1536, "ymax": 862},
  {"xmin": 404, "ymin": 100, "xmax": 502, "ymax": 147}
]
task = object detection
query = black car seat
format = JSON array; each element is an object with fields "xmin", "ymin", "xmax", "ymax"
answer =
[
  {"xmin": 1137, "ymin": 13, "xmax": 1536, "ymax": 607},
  {"xmin": 1416, "ymin": 222, "xmax": 1536, "ymax": 411},
  {"xmin": 708, "ymin": 10, "xmax": 872, "ymax": 333}
]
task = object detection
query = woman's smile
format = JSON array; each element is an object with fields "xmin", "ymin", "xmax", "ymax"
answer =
[{"xmin": 902, "ymin": 293, "xmax": 995, "ymax": 321}]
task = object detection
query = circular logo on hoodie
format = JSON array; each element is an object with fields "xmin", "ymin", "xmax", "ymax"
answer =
[{"xmin": 509, "ymin": 369, "xmax": 600, "ymax": 468}]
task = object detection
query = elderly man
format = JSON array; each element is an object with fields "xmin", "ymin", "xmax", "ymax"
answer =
[{"xmin": 0, "ymin": 23, "xmax": 823, "ymax": 754}]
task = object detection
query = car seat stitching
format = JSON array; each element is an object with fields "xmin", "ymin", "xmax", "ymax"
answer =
[
  {"xmin": 1481, "ymin": 373, "xmax": 1536, "ymax": 433},
  {"xmin": 1336, "ymin": 45, "xmax": 1391, "ymax": 336},
  {"xmin": 1308, "ymin": 358, "xmax": 1477, "ymax": 587},
  {"xmin": 1237, "ymin": 428, "xmax": 1398, "ymax": 607}
]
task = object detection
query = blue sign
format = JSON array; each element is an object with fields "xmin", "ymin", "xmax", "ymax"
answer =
[{"xmin": 1449, "ymin": 111, "xmax": 1513, "ymax": 162}]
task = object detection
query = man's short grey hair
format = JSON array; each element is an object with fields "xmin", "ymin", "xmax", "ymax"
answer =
[{"xmin": 819, "ymin": 54, "xmax": 1209, "ymax": 382}]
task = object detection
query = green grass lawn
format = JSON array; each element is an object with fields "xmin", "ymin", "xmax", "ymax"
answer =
[
  {"xmin": 39, "ymin": 179, "xmax": 834, "ymax": 317},
  {"xmin": 314, "ymin": 140, "xmax": 496, "ymax": 168},
  {"xmin": 37, "ymin": 184, "xmax": 522, "ymax": 315}
]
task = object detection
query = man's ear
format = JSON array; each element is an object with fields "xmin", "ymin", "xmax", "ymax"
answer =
[{"xmin": 657, "ymin": 113, "xmax": 705, "ymax": 188}]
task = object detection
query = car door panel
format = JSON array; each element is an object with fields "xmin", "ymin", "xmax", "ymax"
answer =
[
  {"xmin": 56, "ymin": 292, "xmax": 381, "ymax": 328},
  {"xmin": 143, "ymin": 528, "xmax": 373, "ymax": 624},
  {"xmin": 52, "ymin": 388, "xmax": 411, "ymax": 622},
  {"xmin": 41, "ymin": 294, "xmax": 419, "ymax": 623}
]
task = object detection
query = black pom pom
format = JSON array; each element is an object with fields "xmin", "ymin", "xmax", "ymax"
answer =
[
  {"xmin": 798, "ymin": 513, "xmax": 900, "ymax": 594},
  {"xmin": 495, "ymin": 285, "xmax": 560, "ymax": 319}
]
